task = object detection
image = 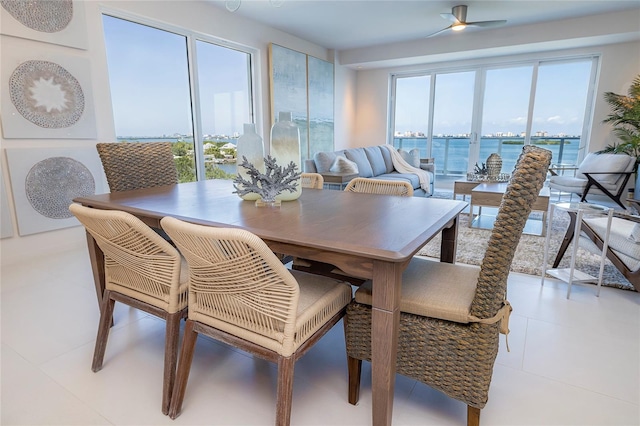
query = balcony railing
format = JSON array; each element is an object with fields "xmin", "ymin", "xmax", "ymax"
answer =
[{"xmin": 394, "ymin": 136, "xmax": 581, "ymax": 177}]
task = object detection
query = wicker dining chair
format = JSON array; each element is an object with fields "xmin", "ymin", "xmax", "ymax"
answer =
[
  {"xmin": 344, "ymin": 145, "xmax": 551, "ymax": 426},
  {"xmin": 160, "ymin": 217, "xmax": 353, "ymax": 425},
  {"xmin": 344, "ymin": 177, "xmax": 413, "ymax": 196},
  {"xmin": 69, "ymin": 204, "xmax": 189, "ymax": 415},
  {"xmin": 96, "ymin": 142, "xmax": 178, "ymax": 192},
  {"xmin": 301, "ymin": 172, "xmax": 324, "ymax": 189}
]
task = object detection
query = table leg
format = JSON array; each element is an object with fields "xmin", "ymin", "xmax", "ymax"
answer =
[
  {"xmin": 440, "ymin": 216, "xmax": 459, "ymax": 264},
  {"xmin": 371, "ymin": 260, "xmax": 402, "ymax": 426}
]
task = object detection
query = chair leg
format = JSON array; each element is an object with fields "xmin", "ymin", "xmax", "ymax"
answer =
[
  {"xmin": 276, "ymin": 356, "xmax": 295, "ymax": 426},
  {"xmin": 162, "ymin": 311, "xmax": 182, "ymax": 415},
  {"xmin": 347, "ymin": 355, "xmax": 362, "ymax": 405},
  {"xmin": 92, "ymin": 290, "xmax": 116, "ymax": 372},
  {"xmin": 468, "ymin": 405, "xmax": 481, "ymax": 426},
  {"xmin": 168, "ymin": 319, "xmax": 198, "ymax": 419}
]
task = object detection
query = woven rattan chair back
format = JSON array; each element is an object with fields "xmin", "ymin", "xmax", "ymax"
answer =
[
  {"xmin": 344, "ymin": 177, "xmax": 413, "ymax": 196},
  {"xmin": 69, "ymin": 204, "xmax": 188, "ymax": 415},
  {"xmin": 160, "ymin": 216, "xmax": 352, "ymax": 425},
  {"xmin": 344, "ymin": 146, "xmax": 551, "ymax": 426},
  {"xmin": 301, "ymin": 172, "xmax": 324, "ymax": 189},
  {"xmin": 472, "ymin": 145, "xmax": 552, "ymax": 318},
  {"xmin": 96, "ymin": 142, "xmax": 178, "ymax": 192}
]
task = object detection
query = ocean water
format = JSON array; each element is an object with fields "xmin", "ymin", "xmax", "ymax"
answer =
[{"xmin": 395, "ymin": 137, "xmax": 581, "ymax": 176}]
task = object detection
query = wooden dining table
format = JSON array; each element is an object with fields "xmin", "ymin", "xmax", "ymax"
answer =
[{"xmin": 74, "ymin": 179, "xmax": 467, "ymax": 426}]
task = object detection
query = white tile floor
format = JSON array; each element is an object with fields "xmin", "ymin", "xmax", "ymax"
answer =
[{"xmin": 2, "ymin": 246, "xmax": 639, "ymax": 425}]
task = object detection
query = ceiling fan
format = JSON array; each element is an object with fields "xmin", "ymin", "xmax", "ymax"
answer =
[{"xmin": 427, "ymin": 4, "xmax": 507, "ymax": 38}]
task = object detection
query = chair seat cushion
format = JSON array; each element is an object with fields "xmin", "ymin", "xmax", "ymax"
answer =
[
  {"xmin": 354, "ymin": 257, "xmax": 478, "ymax": 323},
  {"xmin": 583, "ymin": 216, "xmax": 640, "ymax": 272},
  {"xmin": 291, "ymin": 270, "xmax": 353, "ymax": 349}
]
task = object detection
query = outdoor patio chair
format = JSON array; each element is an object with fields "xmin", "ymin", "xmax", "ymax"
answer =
[
  {"xmin": 552, "ymin": 211, "xmax": 640, "ymax": 293},
  {"xmin": 301, "ymin": 172, "xmax": 324, "ymax": 189},
  {"xmin": 96, "ymin": 142, "xmax": 178, "ymax": 192},
  {"xmin": 548, "ymin": 152, "xmax": 635, "ymax": 209},
  {"xmin": 344, "ymin": 145, "xmax": 552, "ymax": 426},
  {"xmin": 160, "ymin": 217, "xmax": 352, "ymax": 425},
  {"xmin": 344, "ymin": 177, "xmax": 413, "ymax": 196},
  {"xmin": 69, "ymin": 204, "xmax": 188, "ymax": 415}
]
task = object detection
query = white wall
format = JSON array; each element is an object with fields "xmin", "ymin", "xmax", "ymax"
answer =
[
  {"xmin": 0, "ymin": 0, "xmax": 331, "ymax": 267},
  {"xmin": 351, "ymin": 41, "xmax": 640, "ymax": 154}
]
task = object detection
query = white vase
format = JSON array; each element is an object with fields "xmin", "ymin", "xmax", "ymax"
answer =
[
  {"xmin": 270, "ymin": 111, "xmax": 302, "ymax": 201},
  {"xmin": 236, "ymin": 123, "xmax": 264, "ymax": 200}
]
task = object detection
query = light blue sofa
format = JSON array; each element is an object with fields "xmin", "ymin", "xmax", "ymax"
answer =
[{"xmin": 303, "ymin": 145, "xmax": 434, "ymax": 197}]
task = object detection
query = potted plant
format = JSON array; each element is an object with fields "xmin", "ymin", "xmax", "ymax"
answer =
[{"xmin": 598, "ymin": 74, "xmax": 640, "ymax": 196}]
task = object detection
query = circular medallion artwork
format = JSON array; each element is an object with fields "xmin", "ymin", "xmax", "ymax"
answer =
[
  {"xmin": 25, "ymin": 157, "xmax": 95, "ymax": 219},
  {"xmin": 9, "ymin": 60, "xmax": 85, "ymax": 128},
  {"xmin": 1, "ymin": 0, "xmax": 73, "ymax": 33}
]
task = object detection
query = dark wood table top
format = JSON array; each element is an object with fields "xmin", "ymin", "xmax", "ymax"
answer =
[{"xmin": 75, "ymin": 179, "xmax": 466, "ymax": 264}]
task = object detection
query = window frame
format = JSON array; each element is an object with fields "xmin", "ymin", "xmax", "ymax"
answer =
[
  {"xmin": 389, "ymin": 54, "xmax": 600, "ymax": 170},
  {"xmin": 100, "ymin": 7, "xmax": 260, "ymax": 181}
]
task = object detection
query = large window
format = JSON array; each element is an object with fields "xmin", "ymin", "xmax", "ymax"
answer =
[
  {"xmin": 391, "ymin": 57, "xmax": 598, "ymax": 186},
  {"xmin": 102, "ymin": 14, "xmax": 254, "ymax": 182}
]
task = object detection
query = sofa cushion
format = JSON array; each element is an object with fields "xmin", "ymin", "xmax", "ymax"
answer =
[
  {"xmin": 379, "ymin": 146, "xmax": 395, "ymax": 173},
  {"xmin": 345, "ymin": 148, "xmax": 374, "ymax": 178},
  {"xmin": 329, "ymin": 155, "xmax": 359, "ymax": 174},
  {"xmin": 364, "ymin": 146, "xmax": 387, "ymax": 176},
  {"xmin": 376, "ymin": 172, "xmax": 421, "ymax": 190}
]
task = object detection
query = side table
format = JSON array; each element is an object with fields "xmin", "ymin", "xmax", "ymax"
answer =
[
  {"xmin": 319, "ymin": 172, "xmax": 358, "ymax": 190},
  {"xmin": 541, "ymin": 202, "xmax": 613, "ymax": 298}
]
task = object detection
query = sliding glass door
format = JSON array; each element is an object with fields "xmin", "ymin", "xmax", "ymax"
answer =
[
  {"xmin": 431, "ymin": 71, "xmax": 475, "ymax": 176},
  {"xmin": 391, "ymin": 56, "xmax": 598, "ymax": 186},
  {"xmin": 478, "ymin": 66, "xmax": 533, "ymax": 174}
]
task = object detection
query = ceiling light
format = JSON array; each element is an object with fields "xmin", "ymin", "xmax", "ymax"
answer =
[
  {"xmin": 451, "ymin": 23, "xmax": 467, "ymax": 31},
  {"xmin": 226, "ymin": 0, "xmax": 284, "ymax": 12}
]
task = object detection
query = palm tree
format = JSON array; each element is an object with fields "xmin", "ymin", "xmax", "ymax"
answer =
[{"xmin": 599, "ymin": 75, "xmax": 640, "ymax": 171}]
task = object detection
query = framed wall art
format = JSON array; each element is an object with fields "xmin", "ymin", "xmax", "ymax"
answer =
[
  {"xmin": 1, "ymin": 42, "xmax": 97, "ymax": 139},
  {"xmin": 268, "ymin": 43, "xmax": 334, "ymax": 160},
  {"xmin": 0, "ymin": 0, "xmax": 88, "ymax": 50},
  {"xmin": 5, "ymin": 147, "xmax": 105, "ymax": 236}
]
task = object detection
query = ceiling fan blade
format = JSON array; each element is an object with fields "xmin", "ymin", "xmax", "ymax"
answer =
[
  {"xmin": 466, "ymin": 19, "xmax": 507, "ymax": 28},
  {"xmin": 426, "ymin": 25, "xmax": 453, "ymax": 38},
  {"xmin": 439, "ymin": 12, "xmax": 461, "ymax": 24}
]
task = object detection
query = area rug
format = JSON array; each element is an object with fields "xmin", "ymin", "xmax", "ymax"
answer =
[{"xmin": 418, "ymin": 211, "xmax": 635, "ymax": 291}]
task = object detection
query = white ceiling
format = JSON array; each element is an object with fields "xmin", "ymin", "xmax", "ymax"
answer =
[{"xmin": 205, "ymin": 0, "xmax": 640, "ymax": 51}]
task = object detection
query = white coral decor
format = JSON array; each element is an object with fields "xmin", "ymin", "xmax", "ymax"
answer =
[{"xmin": 233, "ymin": 155, "xmax": 301, "ymax": 203}]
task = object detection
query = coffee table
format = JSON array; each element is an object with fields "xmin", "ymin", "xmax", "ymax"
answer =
[{"xmin": 471, "ymin": 182, "xmax": 550, "ymax": 236}]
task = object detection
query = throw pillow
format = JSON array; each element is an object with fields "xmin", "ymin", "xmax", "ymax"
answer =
[
  {"xmin": 329, "ymin": 155, "xmax": 359, "ymax": 174},
  {"xmin": 399, "ymin": 149, "xmax": 420, "ymax": 168},
  {"xmin": 628, "ymin": 222, "xmax": 640, "ymax": 244}
]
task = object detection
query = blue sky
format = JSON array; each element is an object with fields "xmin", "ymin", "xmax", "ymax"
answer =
[{"xmin": 395, "ymin": 60, "xmax": 592, "ymax": 137}]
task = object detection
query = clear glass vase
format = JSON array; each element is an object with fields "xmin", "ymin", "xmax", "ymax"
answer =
[
  {"xmin": 270, "ymin": 111, "xmax": 302, "ymax": 201},
  {"xmin": 236, "ymin": 123, "xmax": 264, "ymax": 200}
]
